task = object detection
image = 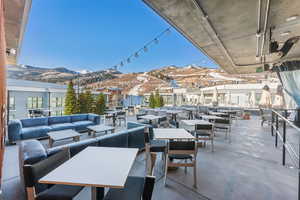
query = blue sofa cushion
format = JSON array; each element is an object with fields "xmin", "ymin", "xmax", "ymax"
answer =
[
  {"xmin": 50, "ymin": 123, "xmax": 75, "ymax": 131},
  {"xmin": 98, "ymin": 132, "xmax": 128, "ymax": 148},
  {"xmin": 8, "ymin": 120, "xmax": 22, "ymax": 143},
  {"xmin": 48, "ymin": 116, "xmax": 71, "ymax": 125},
  {"xmin": 88, "ymin": 114, "xmax": 100, "ymax": 124},
  {"xmin": 71, "ymin": 114, "xmax": 88, "ymax": 122},
  {"xmin": 73, "ymin": 121, "xmax": 93, "ymax": 130},
  {"xmin": 21, "ymin": 126, "xmax": 51, "ymax": 140},
  {"xmin": 21, "ymin": 117, "xmax": 48, "ymax": 127}
]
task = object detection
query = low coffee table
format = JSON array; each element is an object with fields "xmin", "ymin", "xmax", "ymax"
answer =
[
  {"xmin": 47, "ymin": 129, "xmax": 81, "ymax": 147},
  {"xmin": 87, "ymin": 124, "xmax": 115, "ymax": 137}
]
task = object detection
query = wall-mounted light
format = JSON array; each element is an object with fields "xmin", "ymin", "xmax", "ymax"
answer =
[
  {"xmin": 6, "ymin": 48, "xmax": 16, "ymax": 55},
  {"xmin": 280, "ymin": 31, "xmax": 291, "ymax": 36},
  {"xmin": 286, "ymin": 15, "xmax": 298, "ymax": 22}
]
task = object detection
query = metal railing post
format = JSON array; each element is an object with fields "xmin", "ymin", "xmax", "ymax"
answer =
[
  {"xmin": 271, "ymin": 110, "xmax": 274, "ymax": 136},
  {"xmin": 275, "ymin": 114, "xmax": 278, "ymax": 148},
  {"xmin": 282, "ymin": 110, "xmax": 287, "ymax": 165}
]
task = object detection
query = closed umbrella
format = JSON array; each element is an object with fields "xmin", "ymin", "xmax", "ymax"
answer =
[
  {"xmin": 225, "ymin": 91, "xmax": 231, "ymax": 106},
  {"xmin": 249, "ymin": 91, "xmax": 256, "ymax": 107},
  {"xmin": 273, "ymin": 85, "xmax": 285, "ymax": 108},
  {"xmin": 212, "ymin": 88, "xmax": 218, "ymax": 106},
  {"xmin": 259, "ymin": 85, "xmax": 272, "ymax": 108},
  {"xmin": 199, "ymin": 91, "xmax": 205, "ymax": 105}
]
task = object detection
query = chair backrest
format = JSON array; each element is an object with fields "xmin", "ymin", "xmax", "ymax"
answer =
[
  {"xmin": 214, "ymin": 118, "xmax": 230, "ymax": 124},
  {"xmin": 195, "ymin": 124, "xmax": 213, "ymax": 131},
  {"xmin": 117, "ymin": 111, "xmax": 126, "ymax": 116},
  {"xmin": 142, "ymin": 176, "xmax": 156, "ymax": 200},
  {"xmin": 168, "ymin": 141, "xmax": 196, "ymax": 155},
  {"xmin": 137, "ymin": 113, "xmax": 146, "ymax": 120},
  {"xmin": 23, "ymin": 148, "xmax": 70, "ymax": 193}
]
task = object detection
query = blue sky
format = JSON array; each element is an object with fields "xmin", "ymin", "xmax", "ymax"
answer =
[{"xmin": 19, "ymin": 0, "xmax": 218, "ymax": 73}]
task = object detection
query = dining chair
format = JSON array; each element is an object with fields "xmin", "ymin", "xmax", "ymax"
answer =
[
  {"xmin": 23, "ymin": 148, "xmax": 83, "ymax": 200},
  {"xmin": 104, "ymin": 175, "xmax": 156, "ymax": 200},
  {"xmin": 214, "ymin": 118, "xmax": 231, "ymax": 142},
  {"xmin": 158, "ymin": 116, "xmax": 169, "ymax": 128},
  {"xmin": 164, "ymin": 140, "xmax": 197, "ymax": 188},
  {"xmin": 194, "ymin": 124, "xmax": 214, "ymax": 152},
  {"xmin": 117, "ymin": 111, "xmax": 126, "ymax": 126},
  {"xmin": 144, "ymin": 127, "xmax": 166, "ymax": 175}
]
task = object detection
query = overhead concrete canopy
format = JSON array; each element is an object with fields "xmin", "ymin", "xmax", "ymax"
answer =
[
  {"xmin": 143, "ymin": 0, "xmax": 300, "ymax": 74},
  {"xmin": 4, "ymin": 0, "xmax": 31, "ymax": 65}
]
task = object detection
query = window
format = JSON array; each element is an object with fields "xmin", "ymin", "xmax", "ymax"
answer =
[
  {"xmin": 51, "ymin": 97, "xmax": 64, "ymax": 108},
  {"xmin": 9, "ymin": 96, "xmax": 15, "ymax": 110},
  {"xmin": 27, "ymin": 97, "xmax": 43, "ymax": 109}
]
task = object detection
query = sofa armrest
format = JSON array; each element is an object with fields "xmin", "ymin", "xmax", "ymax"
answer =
[
  {"xmin": 8, "ymin": 120, "xmax": 22, "ymax": 143},
  {"xmin": 88, "ymin": 113, "xmax": 100, "ymax": 125}
]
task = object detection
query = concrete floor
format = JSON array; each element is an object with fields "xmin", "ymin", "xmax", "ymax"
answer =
[{"xmin": 2, "ymin": 116, "xmax": 298, "ymax": 200}]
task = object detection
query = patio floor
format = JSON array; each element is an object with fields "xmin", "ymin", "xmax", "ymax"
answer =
[{"xmin": 2, "ymin": 116, "xmax": 298, "ymax": 200}]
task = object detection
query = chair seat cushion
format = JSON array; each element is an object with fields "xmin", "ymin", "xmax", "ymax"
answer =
[
  {"xmin": 169, "ymin": 154, "xmax": 193, "ymax": 160},
  {"xmin": 104, "ymin": 176, "xmax": 145, "ymax": 200},
  {"xmin": 50, "ymin": 123, "xmax": 75, "ymax": 131},
  {"xmin": 21, "ymin": 126, "xmax": 51, "ymax": 139},
  {"xmin": 36, "ymin": 185, "xmax": 83, "ymax": 200},
  {"xmin": 72, "ymin": 120, "xmax": 93, "ymax": 129},
  {"xmin": 150, "ymin": 140, "xmax": 166, "ymax": 152}
]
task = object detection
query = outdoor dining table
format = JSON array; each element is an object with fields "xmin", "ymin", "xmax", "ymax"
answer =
[
  {"xmin": 139, "ymin": 114, "xmax": 165, "ymax": 125},
  {"xmin": 166, "ymin": 110, "xmax": 183, "ymax": 121},
  {"xmin": 201, "ymin": 115, "xmax": 223, "ymax": 121},
  {"xmin": 181, "ymin": 119, "xmax": 213, "ymax": 132},
  {"xmin": 39, "ymin": 146, "xmax": 138, "ymax": 200},
  {"xmin": 153, "ymin": 128, "xmax": 195, "ymax": 140},
  {"xmin": 209, "ymin": 111, "xmax": 226, "ymax": 116},
  {"xmin": 87, "ymin": 124, "xmax": 115, "ymax": 137},
  {"xmin": 105, "ymin": 110, "xmax": 120, "ymax": 126}
]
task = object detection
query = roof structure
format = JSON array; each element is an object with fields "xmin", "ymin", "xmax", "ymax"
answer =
[{"xmin": 143, "ymin": 0, "xmax": 300, "ymax": 74}]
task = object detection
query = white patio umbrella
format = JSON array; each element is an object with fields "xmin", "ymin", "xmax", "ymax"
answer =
[
  {"xmin": 259, "ymin": 86, "xmax": 272, "ymax": 108},
  {"xmin": 273, "ymin": 85, "xmax": 285, "ymax": 108},
  {"xmin": 199, "ymin": 91, "xmax": 205, "ymax": 105},
  {"xmin": 249, "ymin": 91, "xmax": 256, "ymax": 108},
  {"xmin": 225, "ymin": 91, "xmax": 231, "ymax": 106},
  {"xmin": 212, "ymin": 87, "xmax": 218, "ymax": 106}
]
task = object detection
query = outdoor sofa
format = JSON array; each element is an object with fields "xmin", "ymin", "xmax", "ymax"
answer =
[{"xmin": 8, "ymin": 113, "xmax": 100, "ymax": 144}]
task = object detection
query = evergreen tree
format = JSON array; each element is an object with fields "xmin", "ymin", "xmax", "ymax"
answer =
[
  {"xmin": 149, "ymin": 93, "xmax": 156, "ymax": 108},
  {"xmin": 64, "ymin": 81, "xmax": 78, "ymax": 115},
  {"xmin": 78, "ymin": 92, "xmax": 87, "ymax": 113},
  {"xmin": 154, "ymin": 90, "xmax": 160, "ymax": 107},
  {"xmin": 159, "ymin": 95, "xmax": 164, "ymax": 107},
  {"xmin": 85, "ymin": 90, "xmax": 95, "ymax": 113},
  {"xmin": 95, "ymin": 93, "xmax": 106, "ymax": 115}
]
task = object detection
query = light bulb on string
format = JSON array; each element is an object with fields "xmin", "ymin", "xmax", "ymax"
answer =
[
  {"xmin": 120, "ymin": 61, "xmax": 124, "ymax": 67},
  {"xmin": 127, "ymin": 58, "xmax": 130, "ymax": 63},
  {"xmin": 134, "ymin": 52, "xmax": 139, "ymax": 58},
  {"xmin": 143, "ymin": 46, "xmax": 148, "ymax": 52},
  {"xmin": 154, "ymin": 38, "xmax": 159, "ymax": 44}
]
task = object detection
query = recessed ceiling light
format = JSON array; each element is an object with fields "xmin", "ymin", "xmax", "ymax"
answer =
[
  {"xmin": 286, "ymin": 15, "xmax": 298, "ymax": 22},
  {"xmin": 280, "ymin": 31, "xmax": 291, "ymax": 36}
]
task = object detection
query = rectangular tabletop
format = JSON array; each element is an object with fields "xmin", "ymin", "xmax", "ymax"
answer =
[
  {"xmin": 181, "ymin": 120, "xmax": 212, "ymax": 126},
  {"xmin": 166, "ymin": 110, "xmax": 183, "ymax": 114},
  {"xmin": 47, "ymin": 129, "xmax": 81, "ymax": 141},
  {"xmin": 201, "ymin": 115, "xmax": 223, "ymax": 120},
  {"xmin": 209, "ymin": 112, "xmax": 226, "ymax": 115},
  {"xmin": 139, "ymin": 114, "xmax": 164, "ymax": 121},
  {"xmin": 39, "ymin": 146, "xmax": 138, "ymax": 188},
  {"xmin": 87, "ymin": 124, "xmax": 115, "ymax": 133},
  {"xmin": 153, "ymin": 128, "xmax": 195, "ymax": 140}
]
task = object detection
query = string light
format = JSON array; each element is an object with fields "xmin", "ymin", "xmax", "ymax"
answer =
[{"xmin": 109, "ymin": 27, "xmax": 171, "ymax": 70}]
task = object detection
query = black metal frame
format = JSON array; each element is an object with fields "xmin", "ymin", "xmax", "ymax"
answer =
[{"xmin": 271, "ymin": 109, "xmax": 300, "ymax": 200}]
